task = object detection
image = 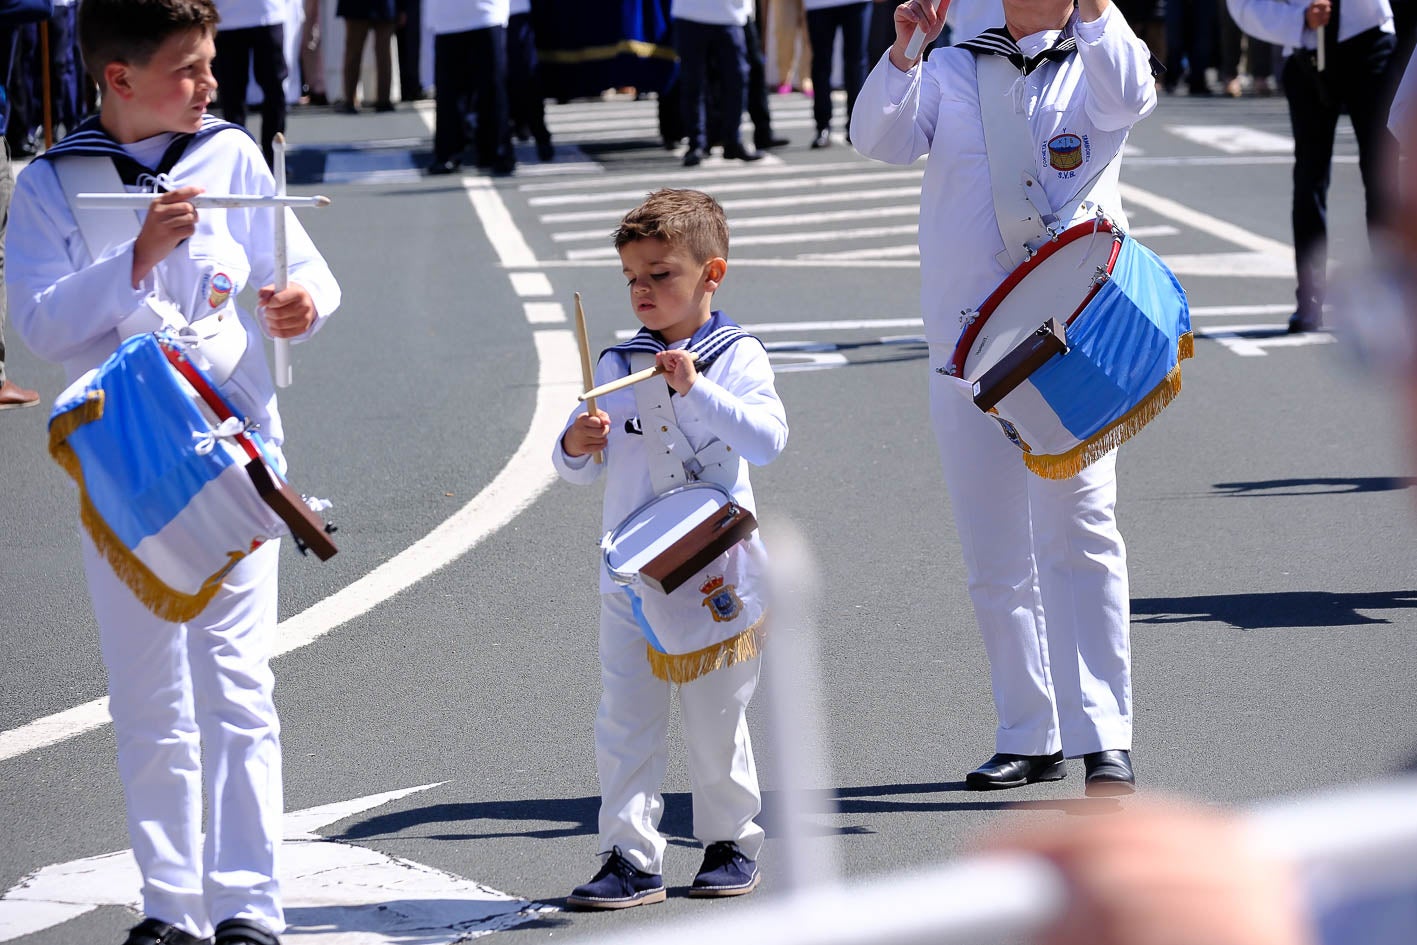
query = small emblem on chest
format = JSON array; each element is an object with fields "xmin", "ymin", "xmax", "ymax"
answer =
[
  {"xmin": 207, "ymin": 272, "xmax": 234, "ymax": 308},
  {"xmin": 1047, "ymin": 133, "xmax": 1084, "ymax": 172}
]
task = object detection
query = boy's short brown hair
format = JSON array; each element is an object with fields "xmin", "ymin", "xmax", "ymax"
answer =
[
  {"xmin": 78, "ymin": 0, "xmax": 219, "ymax": 82},
  {"xmin": 612, "ymin": 188, "xmax": 730, "ymax": 263}
]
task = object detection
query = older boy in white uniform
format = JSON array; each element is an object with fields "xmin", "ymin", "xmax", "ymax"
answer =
[
  {"xmin": 851, "ymin": 0, "xmax": 1156, "ymax": 795},
  {"xmin": 554, "ymin": 188, "xmax": 787, "ymax": 908},
  {"xmin": 9, "ymin": 2, "xmax": 339, "ymax": 942}
]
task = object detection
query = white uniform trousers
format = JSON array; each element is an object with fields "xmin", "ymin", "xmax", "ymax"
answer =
[
  {"xmin": 83, "ymin": 535, "xmax": 285, "ymax": 937},
  {"xmin": 928, "ymin": 369, "xmax": 1132, "ymax": 757},
  {"xmin": 594, "ymin": 590, "xmax": 765, "ymax": 875}
]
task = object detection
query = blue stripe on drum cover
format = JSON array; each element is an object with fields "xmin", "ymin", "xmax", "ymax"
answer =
[
  {"xmin": 1028, "ymin": 237, "xmax": 1190, "ymax": 440},
  {"xmin": 60, "ymin": 334, "xmax": 238, "ymax": 549}
]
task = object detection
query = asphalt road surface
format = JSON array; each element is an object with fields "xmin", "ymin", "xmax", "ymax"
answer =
[{"xmin": 2, "ymin": 84, "xmax": 1415, "ymax": 945}]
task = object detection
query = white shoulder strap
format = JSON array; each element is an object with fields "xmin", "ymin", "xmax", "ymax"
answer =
[
  {"xmin": 52, "ymin": 157, "xmax": 143, "ymax": 264},
  {"xmin": 975, "ymin": 53, "xmax": 1128, "ymax": 267}
]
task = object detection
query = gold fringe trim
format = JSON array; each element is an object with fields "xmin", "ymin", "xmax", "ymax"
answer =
[
  {"xmin": 539, "ymin": 40, "xmax": 679, "ymax": 66},
  {"xmin": 1023, "ymin": 335, "xmax": 1191, "ymax": 480},
  {"xmin": 646, "ymin": 617, "xmax": 766, "ymax": 684},
  {"xmin": 49, "ymin": 392, "xmax": 237, "ymax": 623}
]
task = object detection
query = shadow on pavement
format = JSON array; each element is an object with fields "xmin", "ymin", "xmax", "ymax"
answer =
[{"xmin": 1133, "ymin": 590, "xmax": 1417, "ymax": 630}]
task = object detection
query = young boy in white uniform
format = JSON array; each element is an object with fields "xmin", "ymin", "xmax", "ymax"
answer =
[
  {"xmin": 8, "ymin": 1, "xmax": 340, "ymax": 942},
  {"xmin": 851, "ymin": 0, "xmax": 1157, "ymax": 795},
  {"xmin": 553, "ymin": 188, "xmax": 788, "ymax": 908}
]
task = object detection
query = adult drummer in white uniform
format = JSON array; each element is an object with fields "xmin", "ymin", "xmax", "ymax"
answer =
[{"xmin": 851, "ymin": 0, "xmax": 1159, "ymax": 795}]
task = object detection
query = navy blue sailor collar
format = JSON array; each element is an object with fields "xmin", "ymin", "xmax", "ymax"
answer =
[
  {"xmin": 37, "ymin": 113, "xmax": 248, "ymax": 187},
  {"xmin": 957, "ymin": 25, "xmax": 1078, "ymax": 76},
  {"xmin": 606, "ymin": 310, "xmax": 757, "ymax": 377}
]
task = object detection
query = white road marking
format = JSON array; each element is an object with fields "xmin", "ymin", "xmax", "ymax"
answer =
[
  {"xmin": 1119, "ymin": 182, "xmax": 1293, "ymax": 259},
  {"xmin": 1161, "ymin": 252, "xmax": 1295, "ymax": 278},
  {"xmin": 552, "ymin": 205, "xmax": 919, "ymax": 242},
  {"xmin": 1166, "ymin": 124, "xmax": 1294, "ymax": 153},
  {"xmin": 540, "ymin": 187, "xmax": 926, "ymax": 224},
  {"xmin": 1198, "ymin": 323, "xmax": 1336, "ymax": 356},
  {"xmin": 0, "ymin": 786, "xmax": 552, "ymax": 944},
  {"xmin": 524, "ymin": 302, "xmax": 568, "ymax": 324},
  {"xmin": 510, "ymin": 272, "xmax": 554, "ymax": 297},
  {"xmin": 463, "ymin": 177, "xmax": 538, "ymax": 267},
  {"xmin": 527, "ymin": 169, "xmax": 924, "ymax": 207},
  {"xmin": 518, "ymin": 159, "xmax": 868, "ymax": 193}
]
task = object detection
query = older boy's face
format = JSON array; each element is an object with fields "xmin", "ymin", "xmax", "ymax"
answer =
[
  {"xmin": 619, "ymin": 238, "xmax": 719, "ymax": 343},
  {"xmin": 121, "ymin": 27, "xmax": 217, "ymax": 137}
]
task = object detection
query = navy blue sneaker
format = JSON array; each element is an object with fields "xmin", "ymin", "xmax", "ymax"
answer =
[
  {"xmin": 566, "ymin": 846, "xmax": 667, "ymax": 910},
  {"xmin": 122, "ymin": 918, "xmax": 211, "ymax": 945},
  {"xmin": 688, "ymin": 841, "xmax": 760, "ymax": 898}
]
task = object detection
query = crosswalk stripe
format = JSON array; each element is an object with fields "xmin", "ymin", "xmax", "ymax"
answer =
[
  {"xmin": 527, "ymin": 169, "xmax": 925, "ymax": 207},
  {"xmin": 518, "ymin": 159, "xmax": 876, "ymax": 192},
  {"xmin": 550, "ymin": 204, "xmax": 919, "ymax": 242},
  {"xmin": 539, "ymin": 186, "xmax": 925, "ymax": 223}
]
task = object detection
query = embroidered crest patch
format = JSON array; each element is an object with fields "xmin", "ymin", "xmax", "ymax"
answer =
[
  {"xmin": 207, "ymin": 272, "xmax": 234, "ymax": 309},
  {"xmin": 700, "ymin": 574, "xmax": 744, "ymax": 623},
  {"xmin": 994, "ymin": 415, "xmax": 1032, "ymax": 453},
  {"xmin": 1047, "ymin": 133, "xmax": 1084, "ymax": 172}
]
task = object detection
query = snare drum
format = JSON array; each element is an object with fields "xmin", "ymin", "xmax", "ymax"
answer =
[
  {"xmin": 602, "ymin": 482, "xmax": 764, "ymax": 682},
  {"xmin": 48, "ymin": 332, "xmax": 335, "ymax": 623},
  {"xmin": 948, "ymin": 216, "xmax": 1192, "ymax": 479}
]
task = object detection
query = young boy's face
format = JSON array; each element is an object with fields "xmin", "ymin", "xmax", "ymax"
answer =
[
  {"xmin": 110, "ymin": 27, "xmax": 217, "ymax": 138},
  {"xmin": 619, "ymin": 237, "xmax": 722, "ymax": 343}
]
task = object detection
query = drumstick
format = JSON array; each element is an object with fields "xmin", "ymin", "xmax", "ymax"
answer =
[
  {"xmin": 74, "ymin": 194, "xmax": 332, "ymax": 209},
  {"xmin": 573, "ymin": 292, "xmax": 604, "ymax": 465},
  {"xmin": 272, "ymin": 133, "xmax": 293, "ymax": 388},
  {"xmin": 579, "ymin": 351, "xmax": 700, "ymax": 402},
  {"xmin": 904, "ymin": 0, "xmax": 944, "ymax": 60}
]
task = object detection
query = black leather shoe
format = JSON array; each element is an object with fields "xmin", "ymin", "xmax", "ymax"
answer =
[
  {"xmin": 755, "ymin": 134, "xmax": 790, "ymax": 150},
  {"xmin": 682, "ymin": 147, "xmax": 704, "ymax": 167},
  {"xmin": 722, "ymin": 143, "xmax": 764, "ymax": 162},
  {"xmin": 536, "ymin": 137, "xmax": 555, "ymax": 162},
  {"xmin": 491, "ymin": 157, "xmax": 517, "ymax": 176},
  {"xmin": 811, "ymin": 128, "xmax": 832, "ymax": 149},
  {"xmin": 1288, "ymin": 311, "xmax": 1322, "ymax": 333},
  {"xmin": 123, "ymin": 917, "xmax": 211, "ymax": 945},
  {"xmin": 1083, "ymin": 749, "xmax": 1136, "ymax": 796},
  {"xmin": 213, "ymin": 918, "xmax": 280, "ymax": 945},
  {"xmin": 427, "ymin": 158, "xmax": 462, "ymax": 176},
  {"xmin": 965, "ymin": 751, "xmax": 1066, "ymax": 790}
]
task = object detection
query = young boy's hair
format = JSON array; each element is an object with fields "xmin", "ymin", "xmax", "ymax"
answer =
[
  {"xmin": 613, "ymin": 188, "xmax": 730, "ymax": 263},
  {"xmin": 78, "ymin": 0, "xmax": 219, "ymax": 83}
]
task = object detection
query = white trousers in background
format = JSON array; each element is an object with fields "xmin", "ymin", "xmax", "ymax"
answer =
[
  {"xmin": 927, "ymin": 368, "xmax": 1132, "ymax": 758},
  {"xmin": 594, "ymin": 590, "xmax": 765, "ymax": 875},
  {"xmin": 83, "ymin": 535, "xmax": 285, "ymax": 937}
]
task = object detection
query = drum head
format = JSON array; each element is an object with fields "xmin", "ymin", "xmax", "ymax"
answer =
[
  {"xmin": 604, "ymin": 483, "xmax": 731, "ymax": 579},
  {"xmin": 956, "ymin": 220, "xmax": 1123, "ymax": 382}
]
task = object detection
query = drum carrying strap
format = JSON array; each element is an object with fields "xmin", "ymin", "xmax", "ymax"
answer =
[
  {"xmin": 975, "ymin": 54, "xmax": 1124, "ymax": 270},
  {"xmin": 629, "ymin": 350, "xmax": 735, "ymax": 494}
]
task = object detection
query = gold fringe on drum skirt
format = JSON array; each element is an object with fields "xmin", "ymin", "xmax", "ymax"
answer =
[
  {"xmin": 646, "ymin": 617, "xmax": 767, "ymax": 684},
  {"xmin": 1023, "ymin": 331, "xmax": 1194, "ymax": 481}
]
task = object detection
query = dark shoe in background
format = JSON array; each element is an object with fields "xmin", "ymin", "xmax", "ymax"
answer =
[
  {"xmin": 755, "ymin": 134, "xmax": 790, "ymax": 149},
  {"xmin": 811, "ymin": 128, "xmax": 832, "ymax": 149},
  {"xmin": 683, "ymin": 147, "xmax": 704, "ymax": 167},
  {"xmin": 122, "ymin": 918, "xmax": 210, "ymax": 945},
  {"xmin": 427, "ymin": 158, "xmax": 463, "ymax": 176},
  {"xmin": 722, "ymin": 143, "xmax": 764, "ymax": 162}
]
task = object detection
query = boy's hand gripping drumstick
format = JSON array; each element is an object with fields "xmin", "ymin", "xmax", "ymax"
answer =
[
  {"xmin": 578, "ymin": 350, "xmax": 700, "ymax": 401},
  {"xmin": 573, "ymin": 292, "xmax": 604, "ymax": 465}
]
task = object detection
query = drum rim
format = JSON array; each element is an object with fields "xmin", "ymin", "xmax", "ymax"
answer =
[
  {"xmin": 602, "ymin": 480, "xmax": 736, "ymax": 580},
  {"xmin": 950, "ymin": 219, "xmax": 1124, "ymax": 378}
]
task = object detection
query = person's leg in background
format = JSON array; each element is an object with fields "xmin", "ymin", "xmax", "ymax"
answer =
[
  {"xmin": 300, "ymin": 0, "xmax": 328, "ymax": 105},
  {"xmin": 1217, "ymin": 0, "xmax": 1243, "ymax": 96},
  {"xmin": 840, "ymin": 1, "xmax": 870, "ymax": 141},
  {"xmin": 507, "ymin": 9, "xmax": 554, "ymax": 159},
  {"xmin": 1283, "ymin": 51, "xmax": 1341, "ymax": 331},
  {"xmin": 250, "ymin": 23, "xmax": 289, "ymax": 165},
  {"xmin": 469, "ymin": 24, "xmax": 513, "ymax": 174},
  {"xmin": 341, "ymin": 19, "xmax": 371, "ymax": 111},
  {"xmin": 371, "ymin": 21, "xmax": 396, "ymax": 109},
  {"xmin": 213, "ymin": 28, "xmax": 254, "ymax": 132},
  {"xmin": 805, "ymin": 8, "xmax": 836, "ymax": 146},
  {"xmin": 429, "ymin": 30, "xmax": 470, "ymax": 171},
  {"xmin": 677, "ymin": 18, "xmax": 712, "ymax": 165},
  {"xmin": 744, "ymin": 14, "xmax": 787, "ymax": 149},
  {"xmin": 397, "ymin": 0, "xmax": 424, "ymax": 100},
  {"xmin": 0, "ymin": 139, "xmax": 40, "ymax": 411}
]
